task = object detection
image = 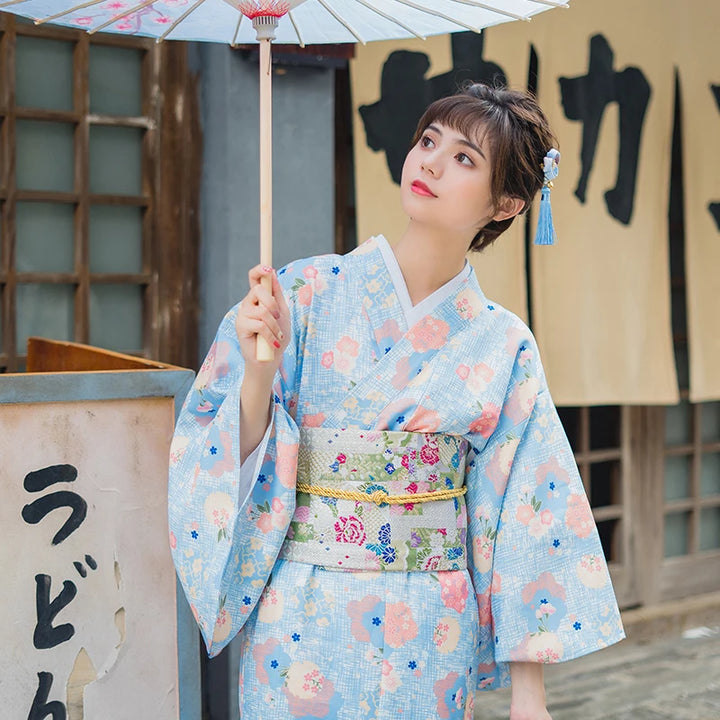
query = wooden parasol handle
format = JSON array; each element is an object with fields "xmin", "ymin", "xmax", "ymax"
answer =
[{"xmin": 256, "ymin": 36, "xmax": 274, "ymax": 362}]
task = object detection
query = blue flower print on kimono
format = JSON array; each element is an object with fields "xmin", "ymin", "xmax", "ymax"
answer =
[{"xmin": 169, "ymin": 234, "xmax": 624, "ymax": 719}]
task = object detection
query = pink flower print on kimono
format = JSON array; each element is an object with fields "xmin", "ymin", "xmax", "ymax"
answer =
[
  {"xmin": 186, "ymin": 340, "xmax": 233, "ymax": 426},
  {"xmin": 433, "ymin": 616, "xmax": 462, "ymax": 654},
  {"xmin": 476, "ymin": 572, "xmax": 502, "ymax": 629},
  {"xmin": 437, "ymin": 571, "xmax": 469, "ymax": 613},
  {"xmin": 380, "ymin": 661, "xmax": 402, "ymax": 694},
  {"xmin": 470, "ymin": 507, "xmax": 497, "ymax": 574},
  {"xmin": 257, "ymin": 585, "xmax": 285, "ymax": 624},
  {"xmin": 455, "ymin": 362, "xmax": 494, "ymax": 396},
  {"xmin": 576, "ymin": 553, "xmax": 611, "ymax": 589},
  {"xmin": 454, "ymin": 287, "xmax": 484, "ymax": 321},
  {"xmin": 405, "ymin": 405, "xmax": 442, "ymax": 433},
  {"xmin": 468, "ymin": 401, "xmax": 501, "ymax": 439},
  {"xmin": 503, "ymin": 375, "xmax": 541, "ymax": 424},
  {"xmin": 565, "ymin": 493, "xmax": 595, "ymax": 539},
  {"xmin": 289, "ymin": 263, "xmax": 328, "ymax": 307},
  {"xmin": 333, "ymin": 335, "xmax": 360, "ymax": 376},
  {"xmin": 434, "ymin": 670, "xmax": 474, "ymax": 719},
  {"xmin": 406, "ymin": 316, "xmax": 450, "ymax": 352},
  {"xmin": 169, "ymin": 434, "xmax": 191, "ymax": 468},
  {"xmin": 284, "ymin": 660, "xmax": 343, "ymax": 719},
  {"xmin": 485, "ymin": 433, "xmax": 521, "ymax": 495},
  {"xmin": 383, "ymin": 602, "xmax": 418, "ymax": 649},
  {"xmin": 203, "ymin": 491, "xmax": 235, "ymax": 542},
  {"xmin": 213, "ymin": 595, "xmax": 233, "ymax": 645},
  {"xmin": 250, "ymin": 497, "xmax": 290, "ymax": 535},
  {"xmin": 391, "ymin": 355, "xmax": 414, "ymax": 390}
]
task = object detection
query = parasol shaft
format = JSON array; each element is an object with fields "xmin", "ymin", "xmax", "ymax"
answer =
[{"xmin": 256, "ymin": 35, "xmax": 274, "ymax": 362}]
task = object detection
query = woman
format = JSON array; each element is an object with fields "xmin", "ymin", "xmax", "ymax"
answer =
[{"xmin": 169, "ymin": 83, "xmax": 624, "ymax": 720}]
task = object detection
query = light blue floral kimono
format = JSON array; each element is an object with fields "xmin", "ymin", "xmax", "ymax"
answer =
[{"xmin": 168, "ymin": 236, "xmax": 624, "ymax": 719}]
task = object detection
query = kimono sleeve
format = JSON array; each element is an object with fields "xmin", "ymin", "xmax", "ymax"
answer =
[
  {"xmin": 465, "ymin": 341, "xmax": 624, "ymax": 683},
  {"xmin": 168, "ymin": 291, "xmax": 302, "ymax": 657}
]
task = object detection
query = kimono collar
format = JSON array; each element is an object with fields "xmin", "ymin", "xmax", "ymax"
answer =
[{"xmin": 373, "ymin": 235, "xmax": 472, "ymax": 327}]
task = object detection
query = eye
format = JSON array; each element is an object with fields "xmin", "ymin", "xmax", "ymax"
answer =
[
  {"xmin": 420, "ymin": 134, "xmax": 434, "ymax": 148},
  {"xmin": 455, "ymin": 152, "xmax": 474, "ymax": 166}
]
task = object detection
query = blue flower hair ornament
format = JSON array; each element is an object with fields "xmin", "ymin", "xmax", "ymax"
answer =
[{"xmin": 534, "ymin": 148, "xmax": 560, "ymax": 246}]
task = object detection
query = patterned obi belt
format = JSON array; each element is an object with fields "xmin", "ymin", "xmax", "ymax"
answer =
[{"xmin": 278, "ymin": 428, "xmax": 469, "ymax": 572}]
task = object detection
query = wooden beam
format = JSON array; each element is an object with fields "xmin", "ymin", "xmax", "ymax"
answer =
[{"xmin": 153, "ymin": 41, "xmax": 200, "ymax": 368}]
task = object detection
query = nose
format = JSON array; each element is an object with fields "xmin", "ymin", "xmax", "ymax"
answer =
[{"xmin": 421, "ymin": 156, "xmax": 439, "ymax": 176}]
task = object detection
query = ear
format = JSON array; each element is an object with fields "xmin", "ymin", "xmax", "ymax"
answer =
[{"xmin": 492, "ymin": 196, "xmax": 525, "ymax": 223}]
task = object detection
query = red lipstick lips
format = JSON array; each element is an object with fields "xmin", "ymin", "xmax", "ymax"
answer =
[{"xmin": 411, "ymin": 180, "xmax": 436, "ymax": 197}]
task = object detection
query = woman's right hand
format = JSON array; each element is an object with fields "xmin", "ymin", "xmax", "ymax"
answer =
[{"xmin": 235, "ymin": 265, "xmax": 291, "ymax": 376}]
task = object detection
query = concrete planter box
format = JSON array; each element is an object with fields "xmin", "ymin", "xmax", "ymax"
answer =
[{"xmin": 1, "ymin": 338, "xmax": 198, "ymax": 720}]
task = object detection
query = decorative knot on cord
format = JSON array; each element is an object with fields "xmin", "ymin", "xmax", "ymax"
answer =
[{"xmin": 238, "ymin": 0, "xmax": 290, "ymax": 19}]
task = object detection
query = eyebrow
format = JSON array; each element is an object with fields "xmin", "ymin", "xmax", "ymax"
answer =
[{"xmin": 427, "ymin": 123, "xmax": 487, "ymax": 160}]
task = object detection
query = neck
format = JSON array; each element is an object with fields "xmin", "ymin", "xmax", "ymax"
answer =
[{"xmin": 392, "ymin": 222, "xmax": 470, "ymax": 306}]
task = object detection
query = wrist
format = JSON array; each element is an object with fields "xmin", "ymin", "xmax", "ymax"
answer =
[{"xmin": 241, "ymin": 367, "xmax": 275, "ymax": 413}]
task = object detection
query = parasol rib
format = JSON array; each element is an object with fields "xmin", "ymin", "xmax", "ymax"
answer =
[
  {"xmin": 354, "ymin": 0, "xmax": 426, "ymax": 39},
  {"xmin": 447, "ymin": 0, "xmax": 528, "ymax": 21},
  {"xmin": 35, "ymin": 0, "xmax": 107, "ymax": 25},
  {"xmin": 88, "ymin": 0, "xmax": 158, "ymax": 34},
  {"xmin": 230, "ymin": 12, "xmax": 243, "ymax": 46},
  {"xmin": 317, "ymin": 0, "xmax": 366, "ymax": 44},
  {"xmin": 0, "ymin": 0, "xmax": 30, "ymax": 9},
  {"xmin": 388, "ymin": 0, "xmax": 483, "ymax": 33},
  {"xmin": 288, "ymin": 10, "xmax": 305, "ymax": 47},
  {"xmin": 526, "ymin": 0, "xmax": 569, "ymax": 6},
  {"xmin": 158, "ymin": 0, "xmax": 208, "ymax": 42}
]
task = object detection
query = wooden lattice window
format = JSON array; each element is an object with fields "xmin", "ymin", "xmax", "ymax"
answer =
[
  {"xmin": 664, "ymin": 401, "xmax": 720, "ymax": 557},
  {"xmin": 0, "ymin": 14, "xmax": 199, "ymax": 371}
]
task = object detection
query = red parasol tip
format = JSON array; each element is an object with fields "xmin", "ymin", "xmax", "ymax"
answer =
[{"xmin": 238, "ymin": 0, "xmax": 290, "ymax": 19}]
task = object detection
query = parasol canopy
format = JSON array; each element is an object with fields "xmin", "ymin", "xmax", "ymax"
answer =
[{"xmin": 1, "ymin": 0, "xmax": 568, "ymax": 45}]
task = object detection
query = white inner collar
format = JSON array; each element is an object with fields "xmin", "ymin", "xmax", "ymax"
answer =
[{"xmin": 374, "ymin": 234, "xmax": 471, "ymax": 327}]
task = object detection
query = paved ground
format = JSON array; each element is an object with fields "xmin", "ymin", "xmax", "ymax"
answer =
[{"xmin": 475, "ymin": 626, "xmax": 720, "ymax": 719}]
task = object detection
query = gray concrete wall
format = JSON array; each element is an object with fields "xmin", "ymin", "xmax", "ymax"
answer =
[
  {"xmin": 190, "ymin": 43, "xmax": 336, "ymax": 354},
  {"xmin": 186, "ymin": 43, "xmax": 336, "ymax": 719}
]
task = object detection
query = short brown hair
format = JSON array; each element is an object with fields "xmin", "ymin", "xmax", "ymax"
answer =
[{"xmin": 411, "ymin": 83, "xmax": 558, "ymax": 252}]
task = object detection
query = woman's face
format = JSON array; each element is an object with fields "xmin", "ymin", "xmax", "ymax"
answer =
[{"xmin": 400, "ymin": 121, "xmax": 498, "ymax": 240}]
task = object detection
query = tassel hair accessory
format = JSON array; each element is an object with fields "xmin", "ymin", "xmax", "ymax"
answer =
[{"xmin": 534, "ymin": 148, "xmax": 561, "ymax": 246}]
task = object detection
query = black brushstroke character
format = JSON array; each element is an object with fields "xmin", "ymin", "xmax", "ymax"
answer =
[
  {"xmin": 27, "ymin": 672, "xmax": 67, "ymax": 720},
  {"xmin": 33, "ymin": 574, "xmax": 77, "ymax": 650},
  {"xmin": 709, "ymin": 85, "xmax": 720, "ymax": 231},
  {"xmin": 559, "ymin": 34, "xmax": 651, "ymax": 225},
  {"xmin": 359, "ymin": 31, "xmax": 507, "ymax": 184},
  {"xmin": 22, "ymin": 465, "xmax": 87, "ymax": 545}
]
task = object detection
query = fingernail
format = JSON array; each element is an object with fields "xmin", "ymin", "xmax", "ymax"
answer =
[
  {"xmin": 273, "ymin": 340, "xmax": 281, "ymax": 349},
  {"xmin": 278, "ymin": 331, "xmax": 284, "ymax": 339},
  {"xmin": 274, "ymin": 311, "xmax": 281, "ymax": 319},
  {"xmin": 262, "ymin": 265, "xmax": 273, "ymax": 273}
]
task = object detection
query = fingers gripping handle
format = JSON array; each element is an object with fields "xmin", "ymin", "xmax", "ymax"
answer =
[{"xmin": 255, "ymin": 274, "xmax": 274, "ymax": 362}]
